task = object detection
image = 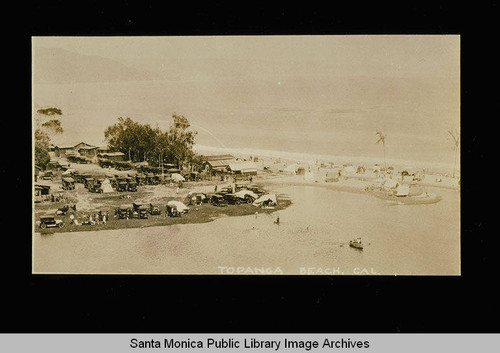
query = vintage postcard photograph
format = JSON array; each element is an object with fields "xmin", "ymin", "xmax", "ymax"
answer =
[{"xmin": 32, "ymin": 35, "xmax": 460, "ymax": 275}]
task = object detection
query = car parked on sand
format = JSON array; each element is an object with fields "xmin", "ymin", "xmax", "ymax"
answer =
[
  {"xmin": 116, "ymin": 178, "xmax": 128, "ymax": 192},
  {"xmin": 166, "ymin": 204, "xmax": 181, "ymax": 217},
  {"xmin": 223, "ymin": 193, "xmax": 242, "ymax": 205},
  {"xmin": 39, "ymin": 216, "xmax": 64, "ymax": 229},
  {"xmin": 62, "ymin": 177, "xmax": 75, "ymax": 190},
  {"xmin": 126, "ymin": 177, "xmax": 137, "ymax": 192},
  {"xmin": 149, "ymin": 203, "xmax": 161, "ymax": 215},
  {"xmin": 88, "ymin": 179, "xmax": 103, "ymax": 193},
  {"xmin": 132, "ymin": 203, "xmax": 149, "ymax": 219},
  {"xmin": 210, "ymin": 194, "xmax": 227, "ymax": 207},
  {"xmin": 116, "ymin": 205, "xmax": 132, "ymax": 219}
]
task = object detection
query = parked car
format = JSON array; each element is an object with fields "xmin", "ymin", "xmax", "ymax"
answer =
[
  {"xmin": 61, "ymin": 177, "xmax": 75, "ymax": 190},
  {"xmin": 210, "ymin": 194, "xmax": 227, "ymax": 207},
  {"xmin": 126, "ymin": 177, "xmax": 137, "ymax": 192},
  {"xmin": 149, "ymin": 203, "xmax": 161, "ymax": 215},
  {"xmin": 146, "ymin": 173, "xmax": 160, "ymax": 185},
  {"xmin": 132, "ymin": 203, "xmax": 149, "ymax": 219},
  {"xmin": 116, "ymin": 205, "xmax": 132, "ymax": 219},
  {"xmin": 88, "ymin": 179, "xmax": 103, "ymax": 193},
  {"xmin": 223, "ymin": 193, "xmax": 242, "ymax": 205},
  {"xmin": 166, "ymin": 204, "xmax": 181, "ymax": 217},
  {"xmin": 116, "ymin": 177, "xmax": 128, "ymax": 192},
  {"xmin": 135, "ymin": 173, "xmax": 147, "ymax": 186},
  {"xmin": 56, "ymin": 205, "xmax": 69, "ymax": 215},
  {"xmin": 41, "ymin": 171, "xmax": 54, "ymax": 180},
  {"xmin": 84, "ymin": 177, "xmax": 94, "ymax": 189},
  {"xmin": 39, "ymin": 215, "xmax": 64, "ymax": 229},
  {"xmin": 186, "ymin": 193, "xmax": 206, "ymax": 206}
]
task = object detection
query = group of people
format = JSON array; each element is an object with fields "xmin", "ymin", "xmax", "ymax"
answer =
[{"xmin": 69, "ymin": 210, "xmax": 110, "ymax": 226}]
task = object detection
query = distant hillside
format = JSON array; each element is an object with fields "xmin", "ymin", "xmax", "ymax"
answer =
[{"xmin": 33, "ymin": 47, "xmax": 159, "ymax": 83}]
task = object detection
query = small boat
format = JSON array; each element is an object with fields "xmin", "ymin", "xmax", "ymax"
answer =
[{"xmin": 349, "ymin": 238, "xmax": 363, "ymax": 250}]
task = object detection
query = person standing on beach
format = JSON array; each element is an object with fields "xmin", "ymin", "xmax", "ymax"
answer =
[{"xmin": 214, "ymin": 184, "xmax": 218, "ymax": 192}]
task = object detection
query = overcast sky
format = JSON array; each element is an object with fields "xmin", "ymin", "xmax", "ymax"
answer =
[{"xmin": 33, "ymin": 35, "xmax": 460, "ymax": 78}]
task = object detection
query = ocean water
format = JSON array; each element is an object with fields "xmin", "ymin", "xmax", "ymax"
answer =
[
  {"xmin": 33, "ymin": 185, "xmax": 460, "ymax": 275},
  {"xmin": 33, "ymin": 77, "xmax": 460, "ymax": 171}
]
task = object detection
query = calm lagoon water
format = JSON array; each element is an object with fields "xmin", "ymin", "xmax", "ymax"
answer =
[{"xmin": 33, "ymin": 185, "xmax": 460, "ymax": 275}]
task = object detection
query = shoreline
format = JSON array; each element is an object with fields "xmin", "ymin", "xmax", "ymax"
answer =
[{"xmin": 34, "ymin": 171, "xmax": 458, "ymax": 235}]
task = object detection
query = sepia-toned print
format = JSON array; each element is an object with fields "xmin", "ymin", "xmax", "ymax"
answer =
[{"xmin": 32, "ymin": 36, "xmax": 460, "ymax": 275}]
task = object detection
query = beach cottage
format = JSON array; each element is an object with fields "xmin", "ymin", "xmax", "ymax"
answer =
[
  {"xmin": 201, "ymin": 154, "xmax": 236, "ymax": 173},
  {"xmin": 228, "ymin": 161, "xmax": 258, "ymax": 181}
]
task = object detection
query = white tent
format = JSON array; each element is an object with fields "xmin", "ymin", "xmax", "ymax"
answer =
[
  {"xmin": 171, "ymin": 173, "xmax": 185, "ymax": 182},
  {"xmin": 396, "ymin": 184, "xmax": 410, "ymax": 196},
  {"xmin": 167, "ymin": 200, "xmax": 189, "ymax": 213},
  {"xmin": 101, "ymin": 178, "xmax": 114, "ymax": 193},
  {"xmin": 252, "ymin": 194, "xmax": 277, "ymax": 207}
]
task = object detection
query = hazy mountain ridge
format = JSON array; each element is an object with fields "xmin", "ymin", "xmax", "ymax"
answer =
[{"xmin": 33, "ymin": 47, "xmax": 160, "ymax": 83}]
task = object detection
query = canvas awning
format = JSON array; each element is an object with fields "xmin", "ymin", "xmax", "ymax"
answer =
[
  {"xmin": 167, "ymin": 200, "xmax": 189, "ymax": 212},
  {"xmin": 171, "ymin": 173, "xmax": 185, "ymax": 182},
  {"xmin": 252, "ymin": 194, "xmax": 277, "ymax": 207}
]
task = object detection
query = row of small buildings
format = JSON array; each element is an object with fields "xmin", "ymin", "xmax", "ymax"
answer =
[
  {"xmin": 49, "ymin": 143, "xmax": 258, "ymax": 176},
  {"xmin": 50, "ymin": 142, "xmax": 126, "ymax": 161}
]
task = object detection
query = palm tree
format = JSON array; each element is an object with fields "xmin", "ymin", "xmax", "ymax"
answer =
[
  {"xmin": 376, "ymin": 130, "xmax": 387, "ymax": 173},
  {"xmin": 448, "ymin": 129, "xmax": 460, "ymax": 178}
]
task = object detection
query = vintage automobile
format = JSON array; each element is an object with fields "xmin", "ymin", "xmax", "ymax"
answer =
[
  {"xmin": 116, "ymin": 205, "xmax": 132, "ymax": 219},
  {"xmin": 61, "ymin": 177, "xmax": 75, "ymax": 190},
  {"xmin": 223, "ymin": 193, "xmax": 242, "ymax": 205},
  {"xmin": 84, "ymin": 177, "xmax": 95, "ymax": 189},
  {"xmin": 126, "ymin": 177, "xmax": 137, "ymax": 192},
  {"xmin": 186, "ymin": 193, "xmax": 206, "ymax": 206},
  {"xmin": 210, "ymin": 194, "xmax": 227, "ymax": 207},
  {"xmin": 41, "ymin": 171, "xmax": 54, "ymax": 180},
  {"xmin": 132, "ymin": 203, "xmax": 149, "ymax": 219},
  {"xmin": 116, "ymin": 177, "xmax": 128, "ymax": 192},
  {"xmin": 56, "ymin": 205, "xmax": 69, "ymax": 215},
  {"xmin": 166, "ymin": 204, "xmax": 181, "ymax": 217},
  {"xmin": 39, "ymin": 215, "xmax": 64, "ymax": 229},
  {"xmin": 149, "ymin": 203, "xmax": 161, "ymax": 215},
  {"xmin": 135, "ymin": 173, "xmax": 147, "ymax": 186},
  {"xmin": 88, "ymin": 179, "xmax": 103, "ymax": 193},
  {"xmin": 146, "ymin": 173, "xmax": 160, "ymax": 185}
]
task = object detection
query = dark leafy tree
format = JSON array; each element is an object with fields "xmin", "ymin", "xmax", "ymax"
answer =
[{"xmin": 34, "ymin": 107, "xmax": 64, "ymax": 169}]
